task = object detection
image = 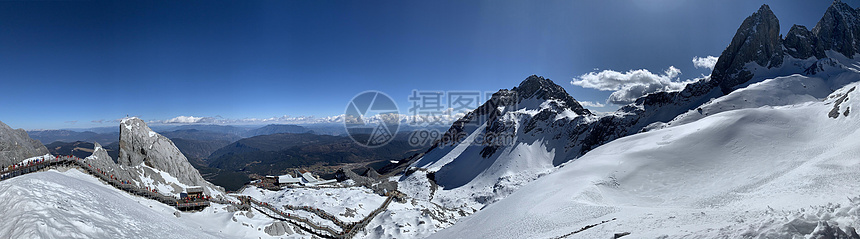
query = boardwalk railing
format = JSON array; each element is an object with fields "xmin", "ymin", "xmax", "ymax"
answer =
[
  {"xmin": 0, "ymin": 156, "xmax": 209, "ymax": 211},
  {"xmin": 238, "ymin": 190, "xmax": 399, "ymax": 239},
  {"xmin": 0, "ymin": 155, "xmax": 402, "ymax": 238}
]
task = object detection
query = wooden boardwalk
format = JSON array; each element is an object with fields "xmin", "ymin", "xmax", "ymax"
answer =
[
  {"xmin": 0, "ymin": 156, "xmax": 210, "ymax": 211},
  {"xmin": 0, "ymin": 155, "xmax": 402, "ymax": 238},
  {"xmin": 241, "ymin": 193, "xmax": 396, "ymax": 239}
]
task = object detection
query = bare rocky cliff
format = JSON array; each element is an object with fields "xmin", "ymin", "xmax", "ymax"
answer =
[
  {"xmin": 117, "ymin": 117, "xmax": 223, "ymax": 195},
  {"xmin": 0, "ymin": 120, "xmax": 49, "ymax": 167}
]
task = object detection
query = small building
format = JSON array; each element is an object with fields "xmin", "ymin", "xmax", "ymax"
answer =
[
  {"xmin": 264, "ymin": 170, "xmax": 336, "ymax": 187},
  {"xmin": 265, "ymin": 174, "xmax": 302, "ymax": 187},
  {"xmin": 184, "ymin": 187, "xmax": 204, "ymax": 200},
  {"xmin": 278, "ymin": 174, "xmax": 302, "ymax": 185},
  {"xmin": 300, "ymin": 171, "xmax": 336, "ymax": 186}
]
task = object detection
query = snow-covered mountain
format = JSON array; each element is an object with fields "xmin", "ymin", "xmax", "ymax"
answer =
[
  {"xmin": 6, "ymin": 2, "xmax": 860, "ymax": 239},
  {"xmin": 411, "ymin": 2, "xmax": 860, "ymax": 238},
  {"xmin": 431, "ymin": 78, "xmax": 860, "ymax": 238},
  {"xmin": 401, "ymin": 75, "xmax": 601, "ymax": 210},
  {"xmin": 401, "ymin": 2, "xmax": 860, "ymax": 236}
]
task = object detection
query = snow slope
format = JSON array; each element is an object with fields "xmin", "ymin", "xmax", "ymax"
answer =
[
  {"xmin": 404, "ymin": 80, "xmax": 598, "ymax": 212},
  {"xmin": 240, "ymin": 185, "xmax": 467, "ymax": 239},
  {"xmin": 0, "ymin": 169, "xmax": 293, "ymax": 239},
  {"xmin": 429, "ymin": 81, "xmax": 860, "ymax": 238}
]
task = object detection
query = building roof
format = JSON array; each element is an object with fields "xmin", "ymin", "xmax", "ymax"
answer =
[
  {"xmin": 278, "ymin": 175, "xmax": 302, "ymax": 184},
  {"xmin": 300, "ymin": 172, "xmax": 336, "ymax": 186},
  {"xmin": 186, "ymin": 187, "xmax": 204, "ymax": 193},
  {"xmin": 301, "ymin": 172, "xmax": 318, "ymax": 183}
]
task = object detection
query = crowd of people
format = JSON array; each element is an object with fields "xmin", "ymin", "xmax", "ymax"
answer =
[{"xmin": 1, "ymin": 154, "xmax": 215, "ymax": 211}]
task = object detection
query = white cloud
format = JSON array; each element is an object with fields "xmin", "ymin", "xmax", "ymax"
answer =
[
  {"xmin": 571, "ymin": 66, "xmax": 694, "ymax": 105},
  {"xmin": 578, "ymin": 101, "xmax": 606, "ymax": 108},
  {"xmin": 692, "ymin": 56, "xmax": 718, "ymax": 70},
  {"xmin": 148, "ymin": 115, "xmax": 346, "ymax": 125},
  {"xmin": 160, "ymin": 116, "xmax": 216, "ymax": 124},
  {"xmin": 146, "ymin": 113, "xmax": 469, "ymax": 127}
]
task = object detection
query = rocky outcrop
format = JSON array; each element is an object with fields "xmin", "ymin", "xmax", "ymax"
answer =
[
  {"xmin": 812, "ymin": 1, "xmax": 860, "ymax": 58},
  {"xmin": 712, "ymin": 4, "xmax": 783, "ymax": 94},
  {"xmin": 83, "ymin": 142, "xmax": 137, "ymax": 183},
  {"xmin": 785, "ymin": 25, "xmax": 825, "ymax": 59},
  {"xmin": 709, "ymin": 1, "xmax": 860, "ymax": 94},
  {"xmin": 118, "ymin": 117, "xmax": 220, "ymax": 192},
  {"xmin": 514, "ymin": 75, "xmax": 592, "ymax": 116},
  {"xmin": 264, "ymin": 221, "xmax": 294, "ymax": 236},
  {"xmin": 808, "ymin": 221, "xmax": 860, "ymax": 239},
  {"xmin": 336, "ymin": 166, "xmax": 398, "ymax": 196},
  {"xmin": 88, "ymin": 142, "xmax": 112, "ymax": 164},
  {"xmin": 0, "ymin": 120, "xmax": 49, "ymax": 167}
]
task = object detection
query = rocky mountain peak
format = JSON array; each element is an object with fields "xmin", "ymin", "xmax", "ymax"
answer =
[
  {"xmin": 812, "ymin": 0, "xmax": 860, "ymax": 58},
  {"xmin": 89, "ymin": 142, "xmax": 111, "ymax": 162},
  {"xmin": 117, "ymin": 117, "xmax": 212, "ymax": 188},
  {"xmin": 513, "ymin": 75, "xmax": 591, "ymax": 115},
  {"xmin": 785, "ymin": 24, "xmax": 825, "ymax": 59},
  {"xmin": 711, "ymin": 4, "xmax": 783, "ymax": 94},
  {"xmin": 0, "ymin": 120, "xmax": 49, "ymax": 168}
]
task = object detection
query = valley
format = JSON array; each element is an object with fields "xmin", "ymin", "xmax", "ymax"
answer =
[{"xmin": 2, "ymin": 1, "xmax": 859, "ymax": 239}]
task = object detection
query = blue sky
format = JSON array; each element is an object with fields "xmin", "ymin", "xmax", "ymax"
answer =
[{"xmin": 0, "ymin": 0, "xmax": 844, "ymax": 130}]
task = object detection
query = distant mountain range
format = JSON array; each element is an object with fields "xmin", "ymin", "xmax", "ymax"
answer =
[
  {"xmin": 27, "ymin": 130, "xmax": 120, "ymax": 146},
  {"xmin": 30, "ymin": 124, "xmax": 314, "ymax": 144},
  {"xmin": 28, "ymin": 124, "xmax": 314, "ymax": 163},
  {"xmin": 206, "ymin": 132, "xmax": 427, "ymax": 177},
  {"xmin": 33, "ymin": 123, "xmax": 433, "ymax": 191}
]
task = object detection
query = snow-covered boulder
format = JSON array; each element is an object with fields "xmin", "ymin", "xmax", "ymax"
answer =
[{"xmin": 264, "ymin": 221, "xmax": 294, "ymax": 236}]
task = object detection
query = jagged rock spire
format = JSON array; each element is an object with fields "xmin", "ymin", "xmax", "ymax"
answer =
[
  {"xmin": 118, "ymin": 117, "xmax": 214, "ymax": 189},
  {"xmin": 812, "ymin": 0, "xmax": 860, "ymax": 58},
  {"xmin": 513, "ymin": 75, "xmax": 592, "ymax": 115},
  {"xmin": 784, "ymin": 24, "xmax": 826, "ymax": 59},
  {"xmin": 711, "ymin": 4, "xmax": 782, "ymax": 94}
]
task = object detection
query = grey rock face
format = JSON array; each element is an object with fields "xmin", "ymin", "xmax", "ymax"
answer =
[
  {"xmin": 515, "ymin": 75, "xmax": 592, "ymax": 115},
  {"xmin": 264, "ymin": 221, "xmax": 294, "ymax": 236},
  {"xmin": 224, "ymin": 205, "xmax": 238, "ymax": 213},
  {"xmin": 89, "ymin": 142, "xmax": 111, "ymax": 162},
  {"xmin": 808, "ymin": 221, "xmax": 860, "ymax": 239},
  {"xmin": 433, "ymin": 76, "xmax": 597, "ymax": 161},
  {"xmin": 84, "ymin": 142, "xmax": 138, "ymax": 183},
  {"xmin": 0, "ymin": 120, "xmax": 49, "ymax": 168},
  {"xmin": 118, "ymin": 118, "xmax": 220, "ymax": 192},
  {"xmin": 712, "ymin": 4, "xmax": 783, "ymax": 94},
  {"xmin": 785, "ymin": 25, "xmax": 826, "ymax": 59},
  {"xmin": 812, "ymin": 1, "xmax": 860, "ymax": 58}
]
